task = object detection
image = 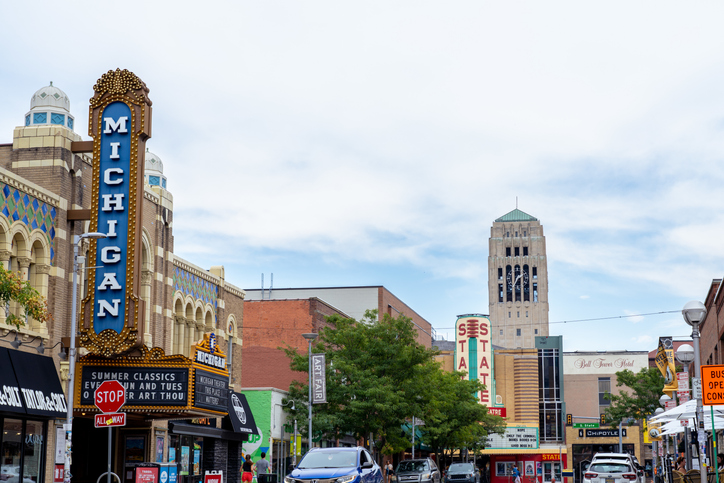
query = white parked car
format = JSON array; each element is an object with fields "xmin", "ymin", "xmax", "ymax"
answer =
[
  {"xmin": 590, "ymin": 454, "xmax": 644, "ymax": 483},
  {"xmin": 583, "ymin": 459, "xmax": 638, "ymax": 483}
]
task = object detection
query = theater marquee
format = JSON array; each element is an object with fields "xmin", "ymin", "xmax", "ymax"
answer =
[{"xmin": 75, "ymin": 335, "xmax": 230, "ymax": 417}]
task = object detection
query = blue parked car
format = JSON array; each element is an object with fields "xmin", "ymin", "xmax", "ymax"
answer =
[{"xmin": 285, "ymin": 447, "xmax": 383, "ymax": 483}]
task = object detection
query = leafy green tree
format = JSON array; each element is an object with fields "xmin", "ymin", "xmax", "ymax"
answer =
[
  {"xmin": 284, "ymin": 310, "xmax": 505, "ymax": 456},
  {"xmin": 0, "ymin": 265, "xmax": 51, "ymax": 328},
  {"xmin": 603, "ymin": 367, "xmax": 666, "ymax": 426},
  {"xmin": 420, "ymin": 369, "xmax": 506, "ymax": 463}
]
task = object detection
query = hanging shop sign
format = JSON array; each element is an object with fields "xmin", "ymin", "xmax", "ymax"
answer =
[
  {"xmin": 484, "ymin": 426, "xmax": 539, "ymax": 449},
  {"xmin": 455, "ymin": 314, "xmax": 493, "ymax": 405},
  {"xmin": 656, "ymin": 336, "xmax": 678, "ymax": 397},
  {"xmin": 79, "ymin": 68, "xmax": 152, "ymax": 356}
]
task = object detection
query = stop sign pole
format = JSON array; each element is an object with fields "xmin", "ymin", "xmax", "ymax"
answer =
[{"xmin": 94, "ymin": 381, "xmax": 126, "ymax": 483}]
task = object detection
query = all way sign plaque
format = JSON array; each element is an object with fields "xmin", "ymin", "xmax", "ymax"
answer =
[{"xmin": 95, "ymin": 413, "xmax": 126, "ymax": 428}]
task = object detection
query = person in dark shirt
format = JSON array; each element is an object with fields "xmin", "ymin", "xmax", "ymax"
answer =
[{"xmin": 241, "ymin": 455, "xmax": 254, "ymax": 482}]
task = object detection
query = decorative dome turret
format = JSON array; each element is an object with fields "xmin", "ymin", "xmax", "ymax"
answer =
[
  {"xmin": 144, "ymin": 148, "xmax": 167, "ymax": 189},
  {"xmin": 24, "ymin": 82, "xmax": 75, "ymax": 130}
]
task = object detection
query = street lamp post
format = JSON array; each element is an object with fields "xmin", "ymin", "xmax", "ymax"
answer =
[
  {"xmin": 654, "ymin": 408, "xmax": 664, "ymax": 481},
  {"xmin": 302, "ymin": 333, "xmax": 318, "ymax": 451},
  {"xmin": 65, "ymin": 232, "xmax": 106, "ymax": 483},
  {"xmin": 676, "ymin": 344, "xmax": 695, "ymax": 470},
  {"xmin": 682, "ymin": 301, "xmax": 708, "ymax": 480}
]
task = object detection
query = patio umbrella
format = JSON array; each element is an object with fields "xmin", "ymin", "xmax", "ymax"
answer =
[{"xmin": 651, "ymin": 400, "xmax": 724, "ymax": 422}]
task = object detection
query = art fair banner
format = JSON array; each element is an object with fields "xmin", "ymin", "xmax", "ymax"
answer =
[
  {"xmin": 312, "ymin": 354, "xmax": 326, "ymax": 404},
  {"xmin": 656, "ymin": 337, "xmax": 678, "ymax": 397}
]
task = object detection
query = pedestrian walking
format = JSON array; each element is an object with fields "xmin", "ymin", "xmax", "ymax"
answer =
[
  {"xmin": 385, "ymin": 462, "xmax": 395, "ymax": 483},
  {"xmin": 241, "ymin": 455, "xmax": 254, "ymax": 483},
  {"xmin": 513, "ymin": 466, "xmax": 521, "ymax": 483},
  {"xmin": 255, "ymin": 452, "xmax": 271, "ymax": 482}
]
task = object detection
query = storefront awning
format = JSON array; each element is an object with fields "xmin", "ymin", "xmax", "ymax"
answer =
[
  {"xmin": 168, "ymin": 421, "xmax": 248, "ymax": 442},
  {"xmin": 0, "ymin": 347, "xmax": 67, "ymax": 418},
  {"xmin": 228, "ymin": 392, "xmax": 258, "ymax": 435}
]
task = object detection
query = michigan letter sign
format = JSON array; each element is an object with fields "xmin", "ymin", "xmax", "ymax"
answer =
[
  {"xmin": 700, "ymin": 364, "xmax": 724, "ymax": 405},
  {"xmin": 80, "ymin": 69, "xmax": 152, "ymax": 356},
  {"xmin": 455, "ymin": 314, "xmax": 493, "ymax": 405}
]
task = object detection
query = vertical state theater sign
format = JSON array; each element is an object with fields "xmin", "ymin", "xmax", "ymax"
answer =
[
  {"xmin": 455, "ymin": 315, "xmax": 493, "ymax": 405},
  {"xmin": 79, "ymin": 69, "xmax": 152, "ymax": 356}
]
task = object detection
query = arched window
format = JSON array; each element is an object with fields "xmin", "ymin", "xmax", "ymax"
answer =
[
  {"xmin": 505, "ymin": 265, "xmax": 513, "ymax": 302},
  {"xmin": 514, "ymin": 265, "xmax": 521, "ymax": 302},
  {"xmin": 523, "ymin": 265, "xmax": 530, "ymax": 302}
]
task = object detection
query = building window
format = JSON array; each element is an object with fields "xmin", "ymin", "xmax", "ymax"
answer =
[
  {"xmin": 514, "ymin": 247, "xmax": 520, "ymax": 256},
  {"xmin": 526, "ymin": 311, "xmax": 528, "ymax": 317},
  {"xmin": 506, "ymin": 231, "xmax": 510, "ymax": 237},
  {"xmin": 514, "ymin": 265, "xmax": 521, "ymax": 302},
  {"xmin": 535, "ymin": 329, "xmax": 538, "ymax": 334},
  {"xmin": 523, "ymin": 265, "xmax": 530, "ymax": 302},
  {"xmin": 599, "ymin": 377, "xmax": 611, "ymax": 411},
  {"xmin": 533, "ymin": 283, "xmax": 538, "ymax": 302},
  {"xmin": 515, "ymin": 231, "xmax": 518, "ymax": 237},
  {"xmin": 523, "ymin": 247, "xmax": 528, "ymax": 256},
  {"xmin": 500, "ymin": 329, "xmax": 503, "ymax": 335},
  {"xmin": 33, "ymin": 112, "xmax": 47, "ymax": 124},
  {"xmin": 539, "ymin": 347, "xmax": 563, "ymax": 442},
  {"xmin": 508, "ymin": 312, "xmax": 511, "ymax": 318},
  {"xmin": 498, "ymin": 284, "xmax": 503, "ymax": 303},
  {"xmin": 524, "ymin": 230, "xmax": 527, "ymax": 237},
  {"xmin": 506, "ymin": 247, "xmax": 511, "ymax": 257},
  {"xmin": 533, "ymin": 267, "xmax": 538, "ymax": 279},
  {"xmin": 516, "ymin": 328, "xmax": 521, "ymax": 336},
  {"xmin": 51, "ymin": 113, "xmax": 65, "ymax": 125},
  {"xmin": 506, "ymin": 265, "xmax": 513, "ymax": 301},
  {"xmin": 498, "ymin": 268, "xmax": 503, "ymax": 280}
]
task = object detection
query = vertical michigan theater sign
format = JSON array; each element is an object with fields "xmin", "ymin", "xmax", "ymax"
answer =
[
  {"xmin": 80, "ymin": 69, "xmax": 152, "ymax": 356},
  {"xmin": 455, "ymin": 315, "xmax": 493, "ymax": 404}
]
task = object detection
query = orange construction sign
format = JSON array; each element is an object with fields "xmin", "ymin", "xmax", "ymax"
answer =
[{"xmin": 700, "ymin": 365, "xmax": 724, "ymax": 405}]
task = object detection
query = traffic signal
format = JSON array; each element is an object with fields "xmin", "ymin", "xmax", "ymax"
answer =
[
  {"xmin": 567, "ymin": 414, "xmax": 572, "ymax": 426},
  {"xmin": 600, "ymin": 413, "xmax": 606, "ymax": 426}
]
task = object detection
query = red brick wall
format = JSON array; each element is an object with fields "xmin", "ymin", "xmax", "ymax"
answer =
[{"xmin": 241, "ymin": 345, "xmax": 306, "ymax": 390}]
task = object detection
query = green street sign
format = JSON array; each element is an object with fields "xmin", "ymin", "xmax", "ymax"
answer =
[{"xmin": 573, "ymin": 423, "xmax": 600, "ymax": 428}]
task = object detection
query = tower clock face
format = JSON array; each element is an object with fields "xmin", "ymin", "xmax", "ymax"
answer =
[
  {"xmin": 506, "ymin": 270, "xmax": 513, "ymax": 286},
  {"xmin": 523, "ymin": 272, "xmax": 530, "ymax": 292}
]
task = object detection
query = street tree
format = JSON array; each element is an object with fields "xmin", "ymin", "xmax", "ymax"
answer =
[
  {"xmin": 284, "ymin": 310, "xmax": 505, "ymax": 456},
  {"xmin": 603, "ymin": 367, "xmax": 666, "ymax": 426}
]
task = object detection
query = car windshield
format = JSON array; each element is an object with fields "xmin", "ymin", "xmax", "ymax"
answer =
[
  {"xmin": 589, "ymin": 463, "xmax": 631, "ymax": 474},
  {"xmin": 298, "ymin": 451, "xmax": 358, "ymax": 469},
  {"xmin": 448, "ymin": 464, "xmax": 474, "ymax": 473},
  {"xmin": 398, "ymin": 461, "xmax": 429, "ymax": 473}
]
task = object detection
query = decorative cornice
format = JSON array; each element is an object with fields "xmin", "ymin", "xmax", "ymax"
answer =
[{"xmin": 173, "ymin": 258, "xmax": 222, "ymax": 287}]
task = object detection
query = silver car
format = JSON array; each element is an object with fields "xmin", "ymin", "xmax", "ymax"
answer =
[
  {"xmin": 583, "ymin": 460, "xmax": 638, "ymax": 483},
  {"xmin": 395, "ymin": 459, "xmax": 441, "ymax": 483}
]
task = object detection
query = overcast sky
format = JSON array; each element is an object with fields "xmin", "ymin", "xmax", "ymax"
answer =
[{"xmin": 2, "ymin": 1, "xmax": 723, "ymax": 352}]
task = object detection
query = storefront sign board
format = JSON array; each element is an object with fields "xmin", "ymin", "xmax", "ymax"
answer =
[
  {"xmin": 0, "ymin": 347, "xmax": 67, "ymax": 418},
  {"xmin": 79, "ymin": 366, "xmax": 189, "ymax": 407},
  {"xmin": 488, "ymin": 407, "xmax": 506, "ymax": 417},
  {"xmin": 484, "ymin": 426, "xmax": 538, "ymax": 449},
  {"xmin": 585, "ymin": 429, "xmax": 626, "ymax": 437},
  {"xmin": 194, "ymin": 370, "xmax": 228, "ymax": 412}
]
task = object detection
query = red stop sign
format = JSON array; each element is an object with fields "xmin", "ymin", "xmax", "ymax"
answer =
[{"xmin": 94, "ymin": 380, "xmax": 126, "ymax": 413}]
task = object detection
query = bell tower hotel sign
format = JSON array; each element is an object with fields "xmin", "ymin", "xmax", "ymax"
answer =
[
  {"xmin": 79, "ymin": 69, "xmax": 152, "ymax": 356},
  {"xmin": 563, "ymin": 352, "xmax": 647, "ymax": 375}
]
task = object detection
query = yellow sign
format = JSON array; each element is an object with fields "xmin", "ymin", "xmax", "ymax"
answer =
[{"xmin": 655, "ymin": 337, "xmax": 677, "ymax": 397}]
